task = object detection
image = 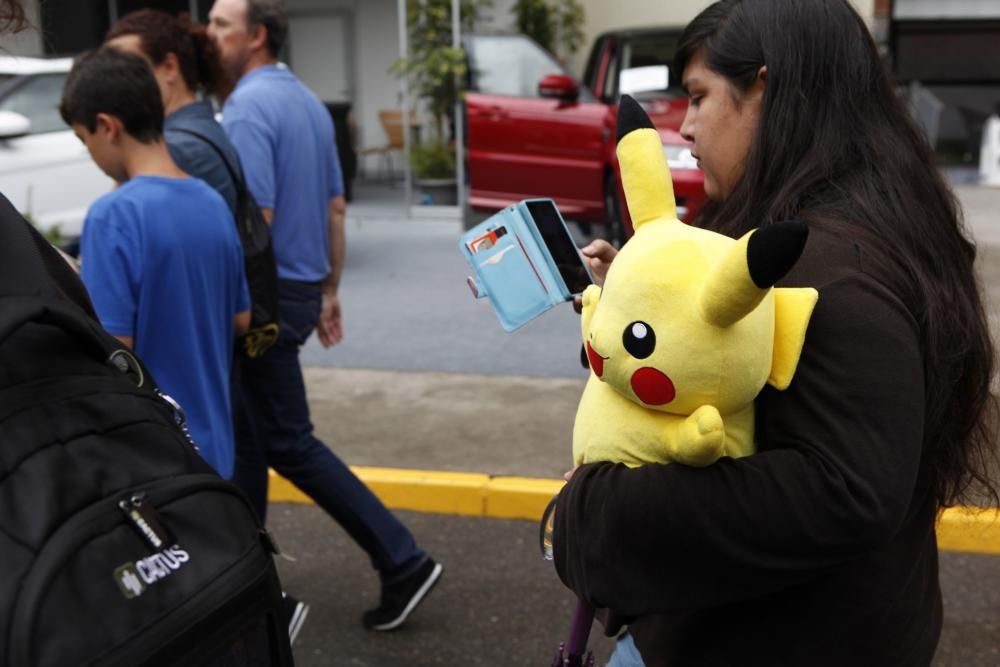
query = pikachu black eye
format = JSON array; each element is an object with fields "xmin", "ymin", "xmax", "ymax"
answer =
[{"xmin": 623, "ymin": 321, "xmax": 655, "ymax": 359}]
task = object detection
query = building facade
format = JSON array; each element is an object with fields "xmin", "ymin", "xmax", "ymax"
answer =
[
  {"xmin": 889, "ymin": 0, "xmax": 1000, "ymax": 161},
  {"xmin": 1, "ymin": 0, "xmax": 517, "ymax": 165},
  {"xmin": 10, "ymin": 0, "xmax": 988, "ymax": 174}
]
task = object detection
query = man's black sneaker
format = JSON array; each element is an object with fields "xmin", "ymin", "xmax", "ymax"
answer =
[
  {"xmin": 282, "ymin": 592, "xmax": 309, "ymax": 645},
  {"xmin": 362, "ymin": 558, "xmax": 443, "ymax": 631}
]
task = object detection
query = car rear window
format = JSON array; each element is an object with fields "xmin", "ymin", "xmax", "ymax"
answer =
[
  {"xmin": 619, "ymin": 33, "xmax": 685, "ymax": 99},
  {"xmin": 0, "ymin": 73, "xmax": 69, "ymax": 134}
]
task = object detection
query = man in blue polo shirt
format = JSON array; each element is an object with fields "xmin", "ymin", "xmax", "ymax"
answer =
[
  {"xmin": 209, "ymin": 0, "xmax": 442, "ymax": 633},
  {"xmin": 61, "ymin": 47, "xmax": 250, "ymax": 478}
]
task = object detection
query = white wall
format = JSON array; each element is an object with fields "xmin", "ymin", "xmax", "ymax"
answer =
[
  {"xmin": 283, "ymin": 0, "xmax": 401, "ymax": 155},
  {"xmin": 477, "ymin": 0, "xmax": 518, "ymax": 31},
  {"xmin": 0, "ymin": 0, "xmax": 43, "ymax": 57},
  {"xmin": 355, "ymin": 1, "xmax": 405, "ymax": 152}
]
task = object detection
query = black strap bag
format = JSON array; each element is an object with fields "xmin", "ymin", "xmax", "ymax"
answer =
[
  {"xmin": 0, "ymin": 195, "xmax": 293, "ymax": 666},
  {"xmin": 171, "ymin": 127, "xmax": 281, "ymax": 358}
]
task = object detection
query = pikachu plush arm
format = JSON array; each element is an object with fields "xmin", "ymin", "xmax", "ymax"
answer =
[
  {"xmin": 666, "ymin": 405, "xmax": 726, "ymax": 467},
  {"xmin": 580, "ymin": 284, "xmax": 602, "ymax": 342}
]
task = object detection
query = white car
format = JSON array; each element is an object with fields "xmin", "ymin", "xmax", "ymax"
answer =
[{"xmin": 0, "ymin": 55, "xmax": 112, "ymax": 240}]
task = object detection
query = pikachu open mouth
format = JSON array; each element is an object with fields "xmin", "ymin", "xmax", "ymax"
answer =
[{"xmin": 585, "ymin": 340, "xmax": 606, "ymax": 378}]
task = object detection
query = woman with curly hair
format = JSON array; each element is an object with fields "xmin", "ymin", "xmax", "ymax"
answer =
[{"xmin": 106, "ymin": 9, "xmax": 241, "ymax": 213}]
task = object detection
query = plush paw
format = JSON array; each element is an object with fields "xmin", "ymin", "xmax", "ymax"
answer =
[
  {"xmin": 582, "ymin": 284, "xmax": 602, "ymax": 309},
  {"xmin": 674, "ymin": 405, "xmax": 725, "ymax": 466}
]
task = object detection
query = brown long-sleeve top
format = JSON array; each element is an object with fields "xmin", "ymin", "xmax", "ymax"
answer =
[{"xmin": 553, "ymin": 224, "xmax": 941, "ymax": 667}]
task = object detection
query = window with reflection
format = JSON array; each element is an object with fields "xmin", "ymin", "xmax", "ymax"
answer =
[
  {"xmin": 0, "ymin": 74, "xmax": 70, "ymax": 135},
  {"xmin": 618, "ymin": 34, "xmax": 683, "ymax": 99},
  {"xmin": 469, "ymin": 35, "xmax": 564, "ymax": 98}
]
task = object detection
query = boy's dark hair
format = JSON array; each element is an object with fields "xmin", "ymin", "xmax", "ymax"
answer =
[{"xmin": 59, "ymin": 47, "xmax": 164, "ymax": 144}]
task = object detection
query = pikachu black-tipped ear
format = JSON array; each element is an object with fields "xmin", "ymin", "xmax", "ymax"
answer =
[
  {"xmin": 616, "ymin": 93, "xmax": 656, "ymax": 142},
  {"xmin": 616, "ymin": 95, "xmax": 677, "ymax": 230},
  {"xmin": 747, "ymin": 221, "xmax": 809, "ymax": 289},
  {"xmin": 700, "ymin": 221, "xmax": 810, "ymax": 328}
]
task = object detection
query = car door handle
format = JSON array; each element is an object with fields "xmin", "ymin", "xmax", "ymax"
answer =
[
  {"xmin": 489, "ymin": 106, "xmax": 509, "ymax": 121},
  {"xmin": 472, "ymin": 105, "xmax": 509, "ymax": 121}
]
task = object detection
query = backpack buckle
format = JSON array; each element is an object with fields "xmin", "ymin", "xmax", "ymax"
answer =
[{"xmin": 109, "ymin": 349, "xmax": 145, "ymax": 387}]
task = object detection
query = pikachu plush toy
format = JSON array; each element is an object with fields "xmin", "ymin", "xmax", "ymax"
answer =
[{"xmin": 573, "ymin": 96, "xmax": 819, "ymax": 469}]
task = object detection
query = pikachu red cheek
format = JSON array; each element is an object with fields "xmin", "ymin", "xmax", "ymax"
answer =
[{"xmin": 631, "ymin": 367, "xmax": 676, "ymax": 405}]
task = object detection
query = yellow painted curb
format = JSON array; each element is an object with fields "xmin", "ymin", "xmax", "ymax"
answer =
[
  {"xmin": 268, "ymin": 467, "xmax": 491, "ymax": 517},
  {"xmin": 485, "ymin": 477, "xmax": 564, "ymax": 520},
  {"xmin": 353, "ymin": 467, "xmax": 490, "ymax": 517},
  {"xmin": 937, "ymin": 506, "xmax": 1000, "ymax": 555},
  {"xmin": 267, "ymin": 468, "xmax": 1000, "ymax": 555}
]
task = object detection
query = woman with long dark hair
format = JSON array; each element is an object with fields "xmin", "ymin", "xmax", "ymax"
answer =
[{"xmin": 556, "ymin": 1, "xmax": 998, "ymax": 665}]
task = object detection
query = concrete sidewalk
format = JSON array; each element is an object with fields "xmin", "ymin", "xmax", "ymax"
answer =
[{"xmin": 302, "ymin": 367, "xmax": 581, "ymax": 479}]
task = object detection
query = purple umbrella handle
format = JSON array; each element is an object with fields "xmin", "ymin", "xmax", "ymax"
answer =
[
  {"xmin": 550, "ymin": 642, "xmax": 595, "ymax": 667},
  {"xmin": 566, "ymin": 599, "xmax": 595, "ymax": 658},
  {"xmin": 550, "ymin": 599, "xmax": 596, "ymax": 667}
]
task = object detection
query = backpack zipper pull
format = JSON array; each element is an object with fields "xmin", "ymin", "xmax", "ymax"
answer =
[{"xmin": 119, "ymin": 493, "xmax": 174, "ymax": 550}]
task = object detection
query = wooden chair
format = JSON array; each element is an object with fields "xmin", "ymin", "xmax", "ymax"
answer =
[{"xmin": 359, "ymin": 110, "xmax": 414, "ymax": 181}]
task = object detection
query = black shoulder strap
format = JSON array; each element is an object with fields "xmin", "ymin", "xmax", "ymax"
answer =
[
  {"xmin": 0, "ymin": 195, "xmax": 60, "ymax": 299},
  {"xmin": 0, "ymin": 195, "xmax": 117, "ymax": 358},
  {"xmin": 0, "ymin": 194, "xmax": 95, "ymax": 314},
  {"xmin": 169, "ymin": 126, "xmax": 249, "ymax": 199}
]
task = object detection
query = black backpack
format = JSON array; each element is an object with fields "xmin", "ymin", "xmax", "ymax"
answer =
[
  {"xmin": 171, "ymin": 127, "xmax": 281, "ymax": 359},
  {"xmin": 0, "ymin": 197, "xmax": 294, "ymax": 666}
]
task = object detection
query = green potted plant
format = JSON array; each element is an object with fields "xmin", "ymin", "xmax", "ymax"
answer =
[
  {"xmin": 392, "ymin": 0, "xmax": 491, "ymax": 205},
  {"xmin": 409, "ymin": 139, "xmax": 457, "ymax": 204}
]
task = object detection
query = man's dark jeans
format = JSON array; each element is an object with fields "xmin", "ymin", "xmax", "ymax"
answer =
[{"xmin": 232, "ymin": 280, "xmax": 425, "ymax": 581}]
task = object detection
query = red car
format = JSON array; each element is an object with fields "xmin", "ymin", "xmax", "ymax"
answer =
[{"xmin": 465, "ymin": 28, "xmax": 705, "ymax": 245}]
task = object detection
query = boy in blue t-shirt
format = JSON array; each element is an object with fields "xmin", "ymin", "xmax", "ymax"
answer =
[{"xmin": 60, "ymin": 47, "xmax": 250, "ymax": 478}]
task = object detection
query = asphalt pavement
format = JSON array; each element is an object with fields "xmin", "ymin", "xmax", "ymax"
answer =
[
  {"xmin": 271, "ymin": 506, "xmax": 617, "ymax": 666},
  {"xmin": 268, "ymin": 180, "xmax": 1000, "ymax": 666},
  {"xmin": 298, "ymin": 193, "xmax": 588, "ymax": 378},
  {"xmin": 270, "ymin": 506, "xmax": 999, "ymax": 666}
]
